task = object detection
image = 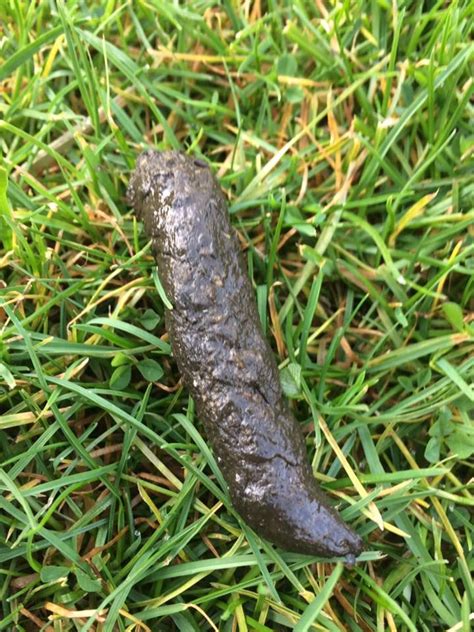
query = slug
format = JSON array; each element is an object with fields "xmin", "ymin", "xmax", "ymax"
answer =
[{"xmin": 127, "ymin": 150, "xmax": 363, "ymax": 559}]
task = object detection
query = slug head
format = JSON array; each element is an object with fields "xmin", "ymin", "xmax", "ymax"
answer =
[{"xmin": 127, "ymin": 150, "xmax": 218, "ymax": 237}]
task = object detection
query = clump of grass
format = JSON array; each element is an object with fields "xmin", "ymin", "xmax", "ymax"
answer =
[{"xmin": 1, "ymin": 2, "xmax": 473, "ymax": 631}]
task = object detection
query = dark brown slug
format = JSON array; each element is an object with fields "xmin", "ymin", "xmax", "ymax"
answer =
[{"xmin": 127, "ymin": 150, "xmax": 363, "ymax": 559}]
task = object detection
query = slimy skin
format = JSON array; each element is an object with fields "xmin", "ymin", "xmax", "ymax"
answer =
[{"xmin": 127, "ymin": 150, "xmax": 363, "ymax": 558}]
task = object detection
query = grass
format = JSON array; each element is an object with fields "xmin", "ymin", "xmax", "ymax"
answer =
[{"xmin": 0, "ymin": 1, "xmax": 473, "ymax": 630}]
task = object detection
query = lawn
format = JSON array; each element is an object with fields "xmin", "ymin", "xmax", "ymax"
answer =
[{"xmin": 0, "ymin": 1, "xmax": 473, "ymax": 630}]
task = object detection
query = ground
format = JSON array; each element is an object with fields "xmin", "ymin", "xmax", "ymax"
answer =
[{"xmin": 0, "ymin": 1, "xmax": 473, "ymax": 631}]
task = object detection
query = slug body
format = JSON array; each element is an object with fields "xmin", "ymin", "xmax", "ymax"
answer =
[{"xmin": 128, "ymin": 150, "xmax": 363, "ymax": 558}]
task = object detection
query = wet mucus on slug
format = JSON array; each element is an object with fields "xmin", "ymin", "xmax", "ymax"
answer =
[{"xmin": 127, "ymin": 149, "xmax": 363, "ymax": 560}]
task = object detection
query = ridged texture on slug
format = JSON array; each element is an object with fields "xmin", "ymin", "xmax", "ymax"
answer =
[{"xmin": 127, "ymin": 150, "xmax": 363, "ymax": 558}]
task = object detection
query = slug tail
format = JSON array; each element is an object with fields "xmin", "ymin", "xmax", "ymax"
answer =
[{"xmin": 229, "ymin": 454, "xmax": 364, "ymax": 559}]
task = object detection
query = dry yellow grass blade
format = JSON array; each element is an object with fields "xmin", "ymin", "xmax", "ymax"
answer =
[
  {"xmin": 317, "ymin": 413, "xmax": 384, "ymax": 530},
  {"xmin": 432, "ymin": 238, "xmax": 464, "ymax": 313},
  {"xmin": 388, "ymin": 191, "xmax": 438, "ymax": 246},
  {"xmin": 44, "ymin": 602, "xmax": 106, "ymax": 622}
]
